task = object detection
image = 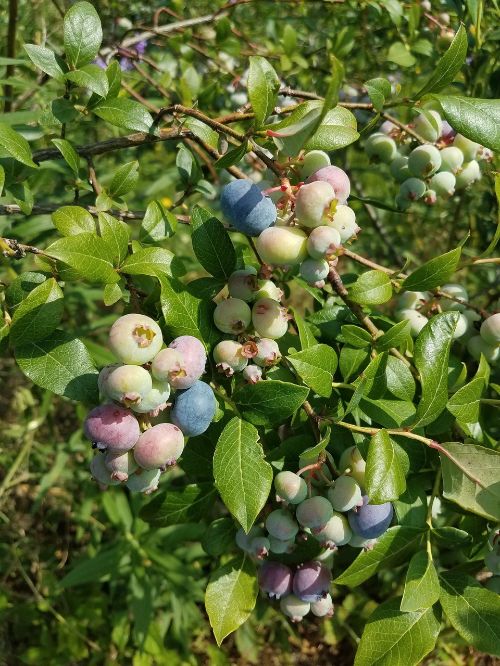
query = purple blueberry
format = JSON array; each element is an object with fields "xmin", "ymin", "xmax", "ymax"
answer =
[
  {"xmin": 84, "ymin": 404, "xmax": 140, "ymax": 452},
  {"xmin": 307, "ymin": 165, "xmax": 351, "ymax": 204},
  {"xmin": 220, "ymin": 179, "xmax": 277, "ymax": 236},
  {"xmin": 348, "ymin": 496, "xmax": 394, "ymax": 539},
  {"xmin": 292, "ymin": 561, "xmax": 331, "ymax": 602},
  {"xmin": 258, "ymin": 561, "xmax": 293, "ymax": 599},
  {"xmin": 171, "ymin": 380, "xmax": 216, "ymax": 436},
  {"xmin": 133, "ymin": 423, "xmax": 185, "ymax": 470}
]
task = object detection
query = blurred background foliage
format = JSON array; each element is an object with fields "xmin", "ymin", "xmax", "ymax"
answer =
[{"xmin": 0, "ymin": 0, "xmax": 498, "ymax": 663}]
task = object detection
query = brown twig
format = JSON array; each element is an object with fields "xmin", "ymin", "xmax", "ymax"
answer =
[{"xmin": 0, "ymin": 203, "xmax": 190, "ymax": 224}]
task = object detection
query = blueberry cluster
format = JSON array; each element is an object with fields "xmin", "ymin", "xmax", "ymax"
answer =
[
  {"xmin": 236, "ymin": 447, "xmax": 394, "ymax": 622},
  {"xmin": 485, "ymin": 528, "xmax": 500, "ymax": 593},
  {"xmin": 84, "ymin": 314, "xmax": 216, "ymax": 493},
  {"xmin": 364, "ymin": 110, "xmax": 492, "ymax": 209}
]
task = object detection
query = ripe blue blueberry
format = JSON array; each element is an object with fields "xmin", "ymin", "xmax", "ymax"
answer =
[
  {"xmin": 171, "ymin": 380, "xmax": 217, "ymax": 436},
  {"xmin": 293, "ymin": 561, "xmax": 331, "ymax": 602},
  {"xmin": 348, "ymin": 496, "xmax": 394, "ymax": 539},
  {"xmin": 220, "ymin": 179, "xmax": 277, "ymax": 236}
]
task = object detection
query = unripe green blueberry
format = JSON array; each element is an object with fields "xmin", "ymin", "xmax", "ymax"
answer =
[
  {"xmin": 254, "ymin": 338, "xmax": 281, "ymax": 367},
  {"xmin": 307, "ymin": 165, "xmax": 351, "ymax": 204},
  {"xmin": 255, "ymin": 226, "xmax": 308, "ymax": 266},
  {"xmin": 101, "ymin": 364, "xmax": 152, "ymax": 407},
  {"xmin": 134, "ymin": 423, "xmax": 184, "ymax": 471},
  {"xmin": 301, "ymin": 150, "xmax": 331, "ymax": 180},
  {"xmin": 365, "ymin": 133, "xmax": 398, "ymax": 163},
  {"xmin": 84, "ymin": 403, "xmax": 140, "ymax": 452},
  {"xmin": 131, "ymin": 379, "xmax": 171, "ymax": 415},
  {"xmin": 455, "ymin": 160, "xmax": 481, "ymax": 189},
  {"xmin": 327, "ymin": 475, "xmax": 362, "ymax": 512},
  {"xmin": 168, "ymin": 335, "xmax": 207, "ymax": 386},
  {"xmin": 408, "ymin": 145, "xmax": 442, "ymax": 178},
  {"xmin": 380, "ymin": 119, "xmax": 397, "ymax": 135},
  {"xmin": 269, "ymin": 536, "xmax": 296, "ymax": 554},
  {"xmin": 235, "ymin": 526, "xmax": 264, "ymax": 552},
  {"xmin": 396, "ymin": 308, "xmax": 428, "ymax": 336},
  {"xmin": 295, "ymin": 181, "xmax": 336, "ymax": 228},
  {"xmin": 254, "ymin": 279, "xmax": 284, "ymax": 302},
  {"xmin": 349, "ymin": 534, "xmax": 377, "ymax": 549},
  {"xmin": 265, "ymin": 508, "xmax": 299, "ymax": 540},
  {"xmin": 413, "ymin": 110, "xmax": 442, "ymax": 142},
  {"xmin": 398, "ymin": 178, "xmax": 427, "ymax": 206},
  {"xmin": 314, "ymin": 512, "xmax": 352, "ymax": 548},
  {"xmin": 390, "ymin": 155, "xmax": 410, "ymax": 183},
  {"xmin": 467, "ymin": 336, "xmax": 499, "ymax": 363},
  {"xmin": 213, "ymin": 340, "xmax": 248, "ymax": 376},
  {"xmin": 430, "ymin": 171, "xmax": 456, "ymax": 197},
  {"xmin": 126, "ymin": 468, "xmax": 161, "ymax": 494},
  {"xmin": 242, "ymin": 364, "xmax": 263, "ymax": 384},
  {"xmin": 453, "ymin": 313, "xmax": 469, "ymax": 339},
  {"xmin": 252, "ymin": 298, "xmax": 289, "ymax": 339},
  {"xmin": 440, "ymin": 283, "xmax": 468, "ymax": 312},
  {"xmin": 228, "ymin": 268, "xmax": 258, "ymax": 302},
  {"xmin": 453, "ymin": 134, "xmax": 480, "ymax": 161},
  {"xmin": 299, "ymin": 258, "xmax": 329, "ymax": 285},
  {"xmin": 97, "ymin": 363, "xmax": 121, "ymax": 397},
  {"xmin": 213, "ymin": 298, "xmax": 251, "ymax": 334},
  {"xmin": 396, "ymin": 291, "xmax": 428, "ymax": 310},
  {"xmin": 280, "ymin": 594, "xmax": 310, "ymax": 622},
  {"xmin": 480, "ymin": 314, "xmax": 500, "ymax": 346},
  {"xmin": 424, "ymin": 190, "xmax": 437, "ymax": 206},
  {"xmin": 274, "ymin": 471, "xmax": 308, "ymax": 504},
  {"xmin": 109, "ymin": 313, "xmax": 163, "ymax": 365},
  {"xmin": 328, "ymin": 205, "xmax": 360, "ymax": 242},
  {"xmin": 338, "ymin": 446, "xmax": 366, "ymax": 488},
  {"xmin": 310, "ymin": 593, "xmax": 334, "ymax": 618},
  {"xmin": 249, "ymin": 536, "xmax": 270, "ymax": 559},
  {"xmin": 307, "ymin": 226, "xmax": 341, "ymax": 259},
  {"xmin": 104, "ymin": 450, "xmax": 137, "ymax": 482},
  {"xmin": 90, "ymin": 454, "xmax": 121, "ymax": 487},
  {"xmin": 296, "ymin": 496, "xmax": 334, "ymax": 532},
  {"xmin": 439, "ymin": 146, "xmax": 464, "ymax": 174},
  {"xmin": 151, "ymin": 348, "xmax": 183, "ymax": 384}
]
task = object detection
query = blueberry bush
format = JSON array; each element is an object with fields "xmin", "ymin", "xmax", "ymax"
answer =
[{"xmin": 1, "ymin": 1, "xmax": 499, "ymax": 663}]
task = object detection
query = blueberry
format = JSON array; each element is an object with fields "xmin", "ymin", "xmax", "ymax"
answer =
[
  {"xmin": 249, "ymin": 536, "xmax": 270, "ymax": 559},
  {"xmin": 213, "ymin": 340, "xmax": 248, "ymax": 376},
  {"xmin": 133, "ymin": 423, "xmax": 185, "ymax": 470},
  {"xmin": 100, "ymin": 364, "xmax": 152, "ymax": 407},
  {"xmin": 439, "ymin": 146, "xmax": 464, "ymax": 174},
  {"xmin": 242, "ymin": 364, "xmax": 263, "ymax": 384},
  {"xmin": 467, "ymin": 336, "xmax": 499, "ymax": 363},
  {"xmin": 300, "ymin": 150, "xmax": 331, "ymax": 180},
  {"xmin": 109, "ymin": 313, "xmax": 163, "ymax": 365},
  {"xmin": 213, "ymin": 298, "xmax": 252, "ymax": 334},
  {"xmin": 295, "ymin": 181, "xmax": 336, "ymax": 228},
  {"xmin": 440, "ymin": 283, "xmax": 468, "ymax": 312},
  {"xmin": 480, "ymin": 313, "xmax": 500, "ymax": 346},
  {"xmin": 338, "ymin": 446, "xmax": 366, "ymax": 488},
  {"xmin": 310, "ymin": 593, "xmax": 334, "ymax": 618},
  {"xmin": 292, "ymin": 561, "xmax": 331, "ymax": 602},
  {"xmin": 395, "ymin": 308, "xmax": 428, "ymax": 336},
  {"xmin": 254, "ymin": 279, "xmax": 284, "ymax": 302},
  {"xmin": 408, "ymin": 145, "xmax": 442, "ymax": 178},
  {"xmin": 268, "ymin": 535, "xmax": 296, "ymax": 554},
  {"xmin": 348, "ymin": 496, "xmax": 394, "ymax": 539},
  {"xmin": 104, "ymin": 450, "xmax": 138, "ymax": 482},
  {"xmin": 307, "ymin": 226, "xmax": 341, "ymax": 259},
  {"xmin": 314, "ymin": 512, "xmax": 352, "ymax": 548},
  {"xmin": 265, "ymin": 508, "xmax": 299, "ymax": 540},
  {"xmin": 130, "ymin": 378, "xmax": 171, "ymax": 415},
  {"xmin": 279, "ymin": 594, "xmax": 310, "ymax": 621},
  {"xmin": 327, "ymin": 475, "xmax": 362, "ymax": 512},
  {"xmin": 254, "ymin": 338, "xmax": 281, "ymax": 367},
  {"xmin": 255, "ymin": 226, "xmax": 308, "ymax": 266},
  {"xmin": 252, "ymin": 298, "xmax": 289, "ymax": 339},
  {"xmin": 221, "ymin": 179, "xmax": 277, "ymax": 236},
  {"xmin": 274, "ymin": 471, "xmax": 308, "ymax": 504},
  {"xmin": 259, "ymin": 561, "xmax": 293, "ymax": 599},
  {"xmin": 429, "ymin": 171, "xmax": 456, "ymax": 197},
  {"xmin": 365, "ymin": 133, "xmax": 397, "ymax": 163},
  {"xmin": 453, "ymin": 134, "xmax": 480, "ymax": 161},
  {"xmin": 296, "ymin": 496, "xmax": 334, "ymax": 532},
  {"xmin": 90, "ymin": 453, "xmax": 121, "ymax": 487},
  {"xmin": 307, "ymin": 165, "xmax": 351, "ymax": 204},
  {"xmin": 299, "ymin": 258, "xmax": 329, "ymax": 286},
  {"xmin": 171, "ymin": 380, "xmax": 216, "ymax": 436},
  {"xmin": 126, "ymin": 468, "xmax": 161, "ymax": 494},
  {"xmin": 413, "ymin": 110, "xmax": 442, "ymax": 142},
  {"xmin": 328, "ymin": 205, "xmax": 360, "ymax": 242},
  {"xmin": 390, "ymin": 155, "xmax": 410, "ymax": 183},
  {"xmin": 228, "ymin": 268, "xmax": 259, "ymax": 301},
  {"xmin": 235, "ymin": 526, "xmax": 264, "ymax": 552},
  {"xmin": 84, "ymin": 404, "xmax": 140, "ymax": 452},
  {"xmin": 455, "ymin": 160, "xmax": 481, "ymax": 189}
]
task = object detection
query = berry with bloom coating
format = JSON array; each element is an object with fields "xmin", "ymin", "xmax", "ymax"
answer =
[
  {"xmin": 90, "ymin": 454, "xmax": 121, "ymax": 486},
  {"xmin": 293, "ymin": 561, "xmax": 331, "ymax": 602},
  {"xmin": 213, "ymin": 298, "xmax": 251, "ymax": 334},
  {"xmin": 296, "ymin": 496, "xmax": 334, "ymax": 532},
  {"xmin": 408, "ymin": 145, "xmax": 442, "ymax": 178},
  {"xmin": 467, "ymin": 336, "xmax": 499, "ymax": 363},
  {"xmin": 440, "ymin": 120, "xmax": 456, "ymax": 142},
  {"xmin": 413, "ymin": 110, "xmax": 442, "ymax": 142},
  {"xmin": 307, "ymin": 226, "xmax": 341, "ymax": 259},
  {"xmin": 126, "ymin": 468, "xmax": 161, "ymax": 494},
  {"xmin": 171, "ymin": 380, "xmax": 216, "ymax": 436},
  {"xmin": 228, "ymin": 268, "xmax": 258, "ymax": 301},
  {"xmin": 480, "ymin": 313, "xmax": 500, "ymax": 346},
  {"xmin": 109, "ymin": 313, "xmax": 163, "ymax": 365},
  {"xmin": 134, "ymin": 423, "xmax": 184, "ymax": 470},
  {"xmin": 295, "ymin": 181, "xmax": 336, "ymax": 228},
  {"xmin": 307, "ymin": 165, "xmax": 351, "ymax": 204},
  {"xmin": 101, "ymin": 364, "xmax": 152, "ymax": 407},
  {"xmin": 311, "ymin": 593, "xmax": 334, "ymax": 617},
  {"xmin": 104, "ymin": 450, "xmax": 137, "ymax": 482},
  {"xmin": 365, "ymin": 133, "xmax": 397, "ymax": 162},
  {"xmin": 300, "ymin": 258, "xmax": 329, "ymax": 285},
  {"xmin": 439, "ymin": 146, "xmax": 464, "ymax": 174},
  {"xmin": 280, "ymin": 594, "xmax": 310, "ymax": 621},
  {"xmin": 220, "ymin": 179, "xmax": 277, "ymax": 236},
  {"xmin": 430, "ymin": 171, "xmax": 456, "ymax": 197},
  {"xmin": 97, "ymin": 363, "xmax": 121, "ymax": 396},
  {"xmin": 396, "ymin": 309, "xmax": 428, "ymax": 336},
  {"xmin": 275, "ymin": 471, "xmax": 308, "ymax": 504},
  {"xmin": 213, "ymin": 340, "xmax": 248, "ymax": 376},
  {"xmin": 269, "ymin": 536, "xmax": 295, "ymax": 554},
  {"xmin": 338, "ymin": 446, "xmax": 366, "ymax": 487},
  {"xmin": 259, "ymin": 561, "xmax": 293, "ymax": 599},
  {"xmin": 453, "ymin": 134, "xmax": 480, "ymax": 161},
  {"xmin": 265, "ymin": 508, "xmax": 299, "ymax": 540},
  {"xmin": 390, "ymin": 155, "xmax": 410, "ymax": 183},
  {"xmin": 235, "ymin": 526, "xmax": 264, "ymax": 552},
  {"xmin": 396, "ymin": 291, "xmax": 428, "ymax": 310},
  {"xmin": 167, "ymin": 335, "xmax": 207, "ymax": 387},
  {"xmin": 249, "ymin": 536, "xmax": 270, "ymax": 559},
  {"xmin": 131, "ymin": 379, "xmax": 171, "ymax": 415},
  {"xmin": 252, "ymin": 298, "xmax": 289, "ymax": 339},
  {"xmin": 440, "ymin": 283, "xmax": 468, "ymax": 312},
  {"xmin": 396, "ymin": 178, "xmax": 427, "ymax": 210},
  {"xmin": 255, "ymin": 226, "xmax": 308, "ymax": 266},
  {"xmin": 328, "ymin": 205, "xmax": 360, "ymax": 242},
  {"xmin": 327, "ymin": 475, "xmax": 362, "ymax": 512},
  {"xmin": 242, "ymin": 364, "xmax": 263, "ymax": 384},
  {"xmin": 301, "ymin": 150, "xmax": 331, "ymax": 180},
  {"xmin": 348, "ymin": 496, "xmax": 394, "ymax": 539},
  {"xmin": 452, "ymin": 313, "xmax": 469, "ymax": 339},
  {"xmin": 314, "ymin": 512, "xmax": 352, "ymax": 548},
  {"xmin": 84, "ymin": 404, "xmax": 140, "ymax": 452},
  {"xmin": 254, "ymin": 279, "xmax": 283, "ymax": 302},
  {"xmin": 455, "ymin": 160, "xmax": 481, "ymax": 189},
  {"xmin": 254, "ymin": 338, "xmax": 281, "ymax": 367}
]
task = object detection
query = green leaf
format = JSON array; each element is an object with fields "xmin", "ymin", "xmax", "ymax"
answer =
[
  {"xmin": 98, "ymin": 213, "xmax": 130, "ymax": 265},
  {"xmin": 15, "ymin": 330, "xmax": 98, "ymax": 403},
  {"xmin": 202, "ymin": 518, "xmax": 237, "ymax": 557},
  {"xmin": 413, "ymin": 312, "xmax": 459, "ymax": 428},
  {"xmin": 93, "ymin": 98, "xmax": 154, "ymax": 133},
  {"xmin": 291, "ymin": 308, "xmax": 317, "ymax": 349},
  {"xmin": 386, "ymin": 42, "xmax": 416, "ymax": 68},
  {"xmin": 8, "ymin": 183, "xmax": 33, "ymax": 214},
  {"xmin": 159, "ymin": 275, "xmax": 216, "ymax": 343},
  {"xmin": 46, "ymin": 233, "xmax": 119, "ymax": 284},
  {"xmin": 51, "ymin": 138, "xmax": 80, "ymax": 176},
  {"xmin": 233, "ymin": 380, "xmax": 309, "ymax": 427},
  {"xmin": 51, "ymin": 206, "xmax": 95, "ymax": 236},
  {"xmin": 191, "ymin": 206, "xmax": 236, "ymax": 280},
  {"xmin": 366, "ymin": 430, "xmax": 406, "ymax": 503},
  {"xmin": 438, "ymin": 441, "xmax": 500, "ymax": 521},
  {"xmin": 64, "ymin": 1, "xmax": 103, "ymax": 69},
  {"xmin": 140, "ymin": 200, "xmax": 177, "ymax": 243},
  {"xmin": 10, "ymin": 278, "xmax": 64, "ymax": 347},
  {"xmin": 205, "ymin": 555, "xmax": 258, "ymax": 646},
  {"xmin": 306, "ymin": 105, "xmax": 359, "ymax": 151},
  {"xmin": 439, "ymin": 572, "xmax": 500, "ymax": 657},
  {"xmin": 393, "ymin": 478, "xmax": 427, "ymax": 527},
  {"xmin": 0, "ymin": 164, "xmax": 4, "ymax": 196},
  {"xmin": 354, "ymin": 599, "xmax": 440, "ymax": 666},
  {"xmin": 103, "ymin": 282, "xmax": 122, "ymax": 306},
  {"xmin": 339, "ymin": 346, "xmax": 370, "ymax": 382},
  {"xmin": 60, "ymin": 546, "xmax": 124, "ymax": 588},
  {"xmin": 66, "ymin": 64, "xmax": 109, "ymax": 97},
  {"xmin": 214, "ymin": 142, "xmax": 248, "ymax": 169},
  {"xmin": 106, "ymin": 61, "xmax": 121, "ymax": 98},
  {"xmin": 401, "ymin": 551, "xmax": 440, "ymax": 612},
  {"xmin": 335, "ymin": 526, "xmax": 426, "ymax": 586},
  {"xmin": 286, "ymin": 344, "xmax": 337, "ymax": 397},
  {"xmin": 341, "ymin": 324, "xmax": 372, "ymax": 348},
  {"xmin": 139, "ymin": 484, "xmax": 216, "ymax": 526},
  {"xmin": 365, "ymin": 77, "xmax": 392, "ymax": 112},
  {"xmin": 402, "ymin": 247, "xmax": 461, "ymax": 291},
  {"xmin": 269, "ymin": 108, "xmax": 322, "ymax": 157},
  {"xmin": 376, "ymin": 320, "xmax": 411, "ymax": 351},
  {"xmin": 416, "ymin": 25, "xmax": 468, "ymax": 97},
  {"xmin": 24, "ymin": 44, "xmax": 64, "ymax": 79},
  {"xmin": 434, "ymin": 95, "xmax": 500, "ymax": 152},
  {"xmin": 121, "ymin": 247, "xmax": 175, "ymax": 278},
  {"xmin": 349, "ymin": 270, "xmax": 392, "ymax": 305},
  {"xmin": 214, "ymin": 417, "xmax": 273, "ymax": 532},
  {"xmin": 0, "ymin": 123, "xmax": 37, "ymax": 168},
  {"xmin": 447, "ymin": 376, "xmax": 484, "ymax": 425},
  {"xmin": 109, "ymin": 161, "xmax": 139, "ymax": 199},
  {"xmin": 247, "ymin": 56, "xmax": 280, "ymax": 126}
]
